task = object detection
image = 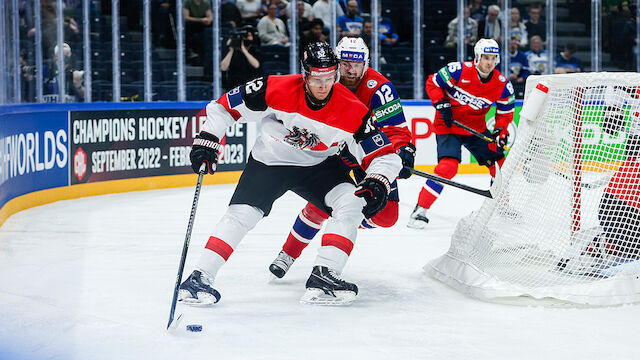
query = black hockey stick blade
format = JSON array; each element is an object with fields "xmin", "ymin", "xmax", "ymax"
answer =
[
  {"xmin": 167, "ymin": 163, "xmax": 207, "ymax": 330},
  {"xmin": 452, "ymin": 120, "xmax": 512, "ymax": 151},
  {"xmin": 408, "ymin": 164, "xmax": 502, "ymax": 199}
]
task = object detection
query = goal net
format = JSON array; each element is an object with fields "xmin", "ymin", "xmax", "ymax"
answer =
[{"xmin": 425, "ymin": 73, "xmax": 640, "ymax": 305}]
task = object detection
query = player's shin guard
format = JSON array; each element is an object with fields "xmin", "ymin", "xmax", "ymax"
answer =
[
  {"xmin": 416, "ymin": 157, "xmax": 458, "ymax": 209},
  {"xmin": 315, "ymin": 183, "xmax": 364, "ymax": 274},
  {"xmin": 195, "ymin": 204, "xmax": 264, "ymax": 280},
  {"xmin": 282, "ymin": 202, "xmax": 329, "ymax": 258}
]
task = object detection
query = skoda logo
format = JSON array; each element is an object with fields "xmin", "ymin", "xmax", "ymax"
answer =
[{"xmin": 367, "ymin": 80, "xmax": 378, "ymax": 89}]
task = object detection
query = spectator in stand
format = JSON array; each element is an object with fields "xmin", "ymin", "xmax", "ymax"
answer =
[
  {"xmin": 508, "ymin": 37, "xmax": 529, "ymax": 83},
  {"xmin": 300, "ymin": 18, "xmax": 327, "ymax": 55},
  {"xmin": 478, "ymin": 5, "xmax": 502, "ymax": 44},
  {"xmin": 379, "ymin": 17, "xmax": 399, "ymax": 46},
  {"xmin": 358, "ymin": 18, "xmax": 396, "ymax": 47},
  {"xmin": 444, "ymin": 6, "xmax": 478, "ymax": 49},
  {"xmin": 285, "ymin": 1, "xmax": 314, "ymax": 33},
  {"xmin": 360, "ymin": 18, "xmax": 373, "ymax": 47},
  {"xmin": 525, "ymin": 35, "xmax": 549, "ymax": 75},
  {"xmin": 236, "ymin": 0, "xmax": 262, "ymax": 24},
  {"xmin": 152, "ymin": 0, "xmax": 176, "ymax": 48},
  {"xmin": 221, "ymin": 0, "xmax": 243, "ymax": 28},
  {"xmin": 609, "ymin": 8, "xmax": 636, "ymax": 70},
  {"xmin": 221, "ymin": 26, "xmax": 261, "ymax": 91},
  {"xmin": 525, "ymin": 3, "xmax": 546, "ymax": 43},
  {"xmin": 469, "ymin": 0, "xmax": 487, "ymax": 22},
  {"xmin": 27, "ymin": 0, "xmax": 79, "ymax": 59},
  {"xmin": 338, "ymin": 0, "xmax": 360, "ymax": 14},
  {"xmin": 312, "ymin": 0, "xmax": 344, "ymax": 32},
  {"xmin": 257, "ymin": 2, "xmax": 290, "ymax": 46},
  {"xmin": 43, "ymin": 43, "xmax": 84, "ymax": 102},
  {"xmin": 555, "ymin": 43, "xmax": 582, "ymax": 73},
  {"xmin": 19, "ymin": 49, "xmax": 36, "ymax": 102},
  {"xmin": 284, "ymin": 0, "xmax": 313, "ymax": 21},
  {"xmin": 183, "ymin": 0, "xmax": 213, "ymax": 65},
  {"xmin": 338, "ymin": 0, "xmax": 364, "ymax": 37},
  {"xmin": 510, "ymin": 7, "xmax": 528, "ymax": 49}
]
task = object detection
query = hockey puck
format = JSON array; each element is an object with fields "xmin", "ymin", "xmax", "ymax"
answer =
[{"xmin": 186, "ymin": 324, "xmax": 202, "ymax": 332}]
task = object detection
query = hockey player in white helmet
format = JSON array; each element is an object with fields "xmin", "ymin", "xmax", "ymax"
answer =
[
  {"xmin": 408, "ymin": 38, "xmax": 515, "ymax": 229},
  {"xmin": 268, "ymin": 36, "xmax": 415, "ymax": 279}
]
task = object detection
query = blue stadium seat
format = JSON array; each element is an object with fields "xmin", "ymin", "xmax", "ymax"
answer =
[
  {"xmin": 262, "ymin": 61, "xmax": 289, "ymax": 76},
  {"xmin": 187, "ymin": 82, "xmax": 213, "ymax": 101},
  {"xmin": 120, "ymin": 84, "xmax": 144, "ymax": 101},
  {"xmin": 156, "ymin": 82, "xmax": 177, "ymax": 100},
  {"xmin": 396, "ymin": 64, "xmax": 414, "ymax": 82}
]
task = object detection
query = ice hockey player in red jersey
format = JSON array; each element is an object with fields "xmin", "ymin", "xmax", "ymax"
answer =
[
  {"xmin": 268, "ymin": 37, "xmax": 415, "ymax": 279},
  {"xmin": 562, "ymin": 86, "xmax": 640, "ymax": 274},
  {"xmin": 408, "ymin": 38, "xmax": 515, "ymax": 229},
  {"xmin": 178, "ymin": 42, "xmax": 402, "ymax": 305}
]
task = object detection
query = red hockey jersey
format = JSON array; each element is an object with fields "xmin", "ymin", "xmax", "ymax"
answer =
[
  {"xmin": 426, "ymin": 61, "xmax": 515, "ymax": 135},
  {"xmin": 354, "ymin": 68, "xmax": 412, "ymax": 149},
  {"xmin": 203, "ymin": 74, "xmax": 401, "ymax": 180}
]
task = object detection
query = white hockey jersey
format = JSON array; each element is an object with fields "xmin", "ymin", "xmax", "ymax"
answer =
[{"xmin": 202, "ymin": 74, "xmax": 402, "ymax": 182}]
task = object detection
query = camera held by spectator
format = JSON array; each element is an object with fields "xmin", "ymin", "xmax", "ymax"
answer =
[{"xmin": 230, "ymin": 25, "xmax": 258, "ymax": 49}]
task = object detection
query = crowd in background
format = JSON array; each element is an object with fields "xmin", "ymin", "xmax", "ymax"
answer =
[{"xmin": 10, "ymin": 0, "xmax": 640, "ymax": 102}]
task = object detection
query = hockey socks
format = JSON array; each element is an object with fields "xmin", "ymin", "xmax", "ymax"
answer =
[
  {"xmin": 282, "ymin": 203, "xmax": 329, "ymax": 258},
  {"xmin": 417, "ymin": 179, "xmax": 443, "ymax": 209}
]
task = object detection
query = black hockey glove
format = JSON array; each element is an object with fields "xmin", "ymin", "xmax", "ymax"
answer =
[
  {"xmin": 397, "ymin": 143, "xmax": 416, "ymax": 179},
  {"xmin": 354, "ymin": 174, "xmax": 390, "ymax": 219},
  {"xmin": 492, "ymin": 127, "xmax": 509, "ymax": 149},
  {"xmin": 190, "ymin": 132, "xmax": 222, "ymax": 174},
  {"xmin": 434, "ymin": 99, "xmax": 454, "ymax": 128}
]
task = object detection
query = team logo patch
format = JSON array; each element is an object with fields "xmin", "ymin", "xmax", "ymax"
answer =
[
  {"xmin": 372, "ymin": 134, "xmax": 384, "ymax": 147},
  {"xmin": 284, "ymin": 126, "xmax": 321, "ymax": 150},
  {"xmin": 499, "ymin": 75, "xmax": 506, "ymax": 82},
  {"xmin": 367, "ymin": 80, "xmax": 378, "ymax": 88}
]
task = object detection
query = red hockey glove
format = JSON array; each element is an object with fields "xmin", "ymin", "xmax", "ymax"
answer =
[{"xmin": 190, "ymin": 132, "xmax": 222, "ymax": 174}]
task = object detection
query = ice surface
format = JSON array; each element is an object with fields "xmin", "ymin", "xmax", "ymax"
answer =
[{"xmin": 1, "ymin": 175, "xmax": 639, "ymax": 359}]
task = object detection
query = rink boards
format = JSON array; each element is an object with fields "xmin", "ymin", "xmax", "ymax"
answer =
[{"xmin": 0, "ymin": 100, "xmax": 523, "ymax": 226}]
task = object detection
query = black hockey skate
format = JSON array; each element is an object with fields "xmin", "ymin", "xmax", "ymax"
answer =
[
  {"xmin": 178, "ymin": 270, "xmax": 221, "ymax": 306},
  {"xmin": 300, "ymin": 266, "xmax": 358, "ymax": 305},
  {"xmin": 269, "ymin": 250, "xmax": 296, "ymax": 279},
  {"xmin": 407, "ymin": 204, "xmax": 429, "ymax": 229}
]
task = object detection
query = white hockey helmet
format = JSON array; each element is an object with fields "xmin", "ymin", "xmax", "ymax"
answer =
[
  {"xmin": 474, "ymin": 38, "xmax": 501, "ymax": 65},
  {"xmin": 334, "ymin": 37, "xmax": 369, "ymax": 78}
]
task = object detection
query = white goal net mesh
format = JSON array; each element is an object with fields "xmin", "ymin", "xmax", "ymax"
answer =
[{"xmin": 426, "ymin": 73, "xmax": 640, "ymax": 305}]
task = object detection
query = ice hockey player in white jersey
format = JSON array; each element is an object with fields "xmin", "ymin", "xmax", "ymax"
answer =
[{"xmin": 178, "ymin": 42, "xmax": 402, "ymax": 305}]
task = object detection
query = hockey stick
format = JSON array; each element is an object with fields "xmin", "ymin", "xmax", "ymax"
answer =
[
  {"xmin": 407, "ymin": 164, "xmax": 502, "ymax": 199},
  {"xmin": 452, "ymin": 120, "xmax": 512, "ymax": 151},
  {"xmin": 167, "ymin": 163, "xmax": 207, "ymax": 331}
]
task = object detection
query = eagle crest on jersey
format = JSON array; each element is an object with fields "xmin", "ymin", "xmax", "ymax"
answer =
[{"xmin": 284, "ymin": 126, "xmax": 321, "ymax": 149}]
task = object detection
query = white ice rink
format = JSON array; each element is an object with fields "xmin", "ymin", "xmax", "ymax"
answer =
[{"xmin": 1, "ymin": 174, "xmax": 640, "ymax": 359}]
